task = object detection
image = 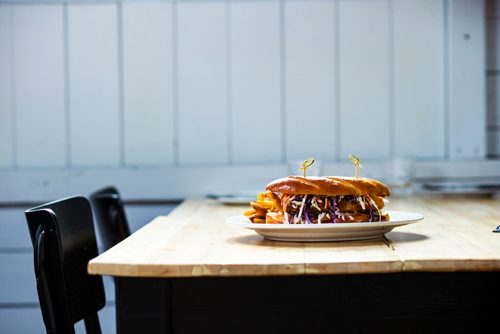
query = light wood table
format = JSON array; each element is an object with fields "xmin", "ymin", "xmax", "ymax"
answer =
[{"xmin": 88, "ymin": 196, "xmax": 500, "ymax": 333}]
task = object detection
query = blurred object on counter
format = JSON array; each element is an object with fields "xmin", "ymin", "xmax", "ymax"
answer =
[
  {"xmin": 385, "ymin": 157, "xmax": 414, "ymax": 196},
  {"xmin": 206, "ymin": 190, "xmax": 259, "ymax": 205},
  {"xmin": 418, "ymin": 177, "xmax": 500, "ymax": 195}
]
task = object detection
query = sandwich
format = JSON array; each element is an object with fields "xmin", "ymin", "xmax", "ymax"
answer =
[{"xmin": 245, "ymin": 176, "xmax": 390, "ymax": 224}]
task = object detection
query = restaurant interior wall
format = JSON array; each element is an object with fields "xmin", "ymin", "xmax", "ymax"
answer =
[
  {"xmin": 0, "ymin": 0, "xmax": 498, "ymax": 333},
  {"xmin": 0, "ymin": 0, "xmax": 497, "ymax": 202}
]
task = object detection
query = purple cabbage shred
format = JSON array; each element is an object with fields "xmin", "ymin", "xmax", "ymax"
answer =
[{"xmin": 303, "ymin": 197, "xmax": 313, "ymax": 224}]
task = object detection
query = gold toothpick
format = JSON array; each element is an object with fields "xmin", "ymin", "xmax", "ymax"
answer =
[
  {"xmin": 348, "ymin": 154, "xmax": 363, "ymax": 178},
  {"xmin": 299, "ymin": 158, "xmax": 315, "ymax": 178}
]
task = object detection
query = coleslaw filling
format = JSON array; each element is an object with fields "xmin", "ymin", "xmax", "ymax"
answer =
[{"xmin": 281, "ymin": 194, "xmax": 384, "ymax": 224}]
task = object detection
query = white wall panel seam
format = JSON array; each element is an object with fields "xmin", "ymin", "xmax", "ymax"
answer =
[
  {"xmin": 8, "ymin": 5, "xmax": 16, "ymax": 169},
  {"xmin": 62, "ymin": 3, "xmax": 71, "ymax": 167},
  {"xmin": 10, "ymin": 5, "xmax": 16, "ymax": 168},
  {"xmin": 279, "ymin": 0, "xmax": 286, "ymax": 163},
  {"xmin": 0, "ymin": 5, "xmax": 15, "ymax": 169},
  {"xmin": 334, "ymin": 0, "xmax": 341, "ymax": 162},
  {"xmin": 172, "ymin": 0, "xmax": 179, "ymax": 166},
  {"xmin": 0, "ymin": 5, "xmax": 7, "ymax": 168},
  {"xmin": 117, "ymin": 2, "xmax": 125, "ymax": 166},
  {"xmin": 388, "ymin": 0, "xmax": 395, "ymax": 159},
  {"xmin": 226, "ymin": 0, "xmax": 232, "ymax": 164},
  {"xmin": 443, "ymin": 0, "xmax": 450, "ymax": 160}
]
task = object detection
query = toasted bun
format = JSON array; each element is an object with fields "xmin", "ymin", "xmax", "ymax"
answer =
[{"xmin": 266, "ymin": 176, "xmax": 390, "ymax": 197}]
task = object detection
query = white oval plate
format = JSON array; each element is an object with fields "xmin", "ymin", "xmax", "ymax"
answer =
[{"xmin": 226, "ymin": 211, "xmax": 424, "ymax": 242}]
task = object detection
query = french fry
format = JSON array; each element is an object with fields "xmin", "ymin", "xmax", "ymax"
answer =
[
  {"xmin": 244, "ymin": 209, "xmax": 255, "ymax": 217},
  {"xmin": 250, "ymin": 201, "xmax": 271, "ymax": 211},
  {"xmin": 253, "ymin": 217, "xmax": 266, "ymax": 224},
  {"xmin": 246, "ymin": 191, "xmax": 284, "ymax": 224}
]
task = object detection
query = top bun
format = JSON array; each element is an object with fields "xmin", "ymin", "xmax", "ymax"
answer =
[{"xmin": 266, "ymin": 176, "xmax": 390, "ymax": 197}]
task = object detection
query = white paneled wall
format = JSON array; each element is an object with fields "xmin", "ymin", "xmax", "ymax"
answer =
[
  {"xmin": 393, "ymin": 0, "xmax": 445, "ymax": 158},
  {"xmin": 0, "ymin": 0, "xmax": 491, "ymax": 171},
  {"xmin": 123, "ymin": 2, "xmax": 175, "ymax": 166},
  {"xmin": 285, "ymin": 0, "xmax": 336, "ymax": 161},
  {"xmin": 449, "ymin": 0, "xmax": 486, "ymax": 158},
  {"xmin": 0, "ymin": 0, "xmax": 494, "ymax": 202},
  {"xmin": 177, "ymin": 1, "xmax": 229, "ymax": 165},
  {"xmin": 13, "ymin": 5, "xmax": 66, "ymax": 168},
  {"xmin": 339, "ymin": 0, "xmax": 391, "ymax": 159},
  {"xmin": 284, "ymin": 1, "xmax": 338, "ymax": 160},
  {"xmin": 231, "ymin": 0, "xmax": 282, "ymax": 163},
  {"xmin": 68, "ymin": 4, "xmax": 121, "ymax": 166}
]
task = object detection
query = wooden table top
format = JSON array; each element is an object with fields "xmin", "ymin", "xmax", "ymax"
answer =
[{"xmin": 88, "ymin": 195, "xmax": 500, "ymax": 277}]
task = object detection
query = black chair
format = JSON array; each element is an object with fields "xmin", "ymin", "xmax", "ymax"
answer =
[
  {"xmin": 25, "ymin": 196, "xmax": 105, "ymax": 334},
  {"xmin": 89, "ymin": 186, "xmax": 131, "ymax": 252}
]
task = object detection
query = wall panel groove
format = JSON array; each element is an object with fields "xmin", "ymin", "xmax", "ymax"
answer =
[
  {"xmin": 279, "ymin": 0, "xmax": 286, "ymax": 163},
  {"xmin": 117, "ymin": 2, "xmax": 125, "ymax": 166},
  {"xmin": 62, "ymin": 3, "xmax": 70, "ymax": 167},
  {"xmin": 388, "ymin": 0, "xmax": 395, "ymax": 158},
  {"xmin": 443, "ymin": 0, "xmax": 450, "ymax": 159},
  {"xmin": 172, "ymin": 0, "xmax": 180, "ymax": 166},
  {"xmin": 334, "ymin": 0, "xmax": 341, "ymax": 162},
  {"xmin": 226, "ymin": 0, "xmax": 233, "ymax": 164},
  {"xmin": 0, "ymin": 5, "xmax": 14, "ymax": 168}
]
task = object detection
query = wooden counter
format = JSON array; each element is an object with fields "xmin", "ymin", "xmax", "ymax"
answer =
[
  {"xmin": 88, "ymin": 195, "xmax": 500, "ymax": 277},
  {"xmin": 87, "ymin": 195, "xmax": 500, "ymax": 333}
]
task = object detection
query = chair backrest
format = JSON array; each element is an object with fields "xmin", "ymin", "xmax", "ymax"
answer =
[
  {"xmin": 89, "ymin": 186, "xmax": 131, "ymax": 252},
  {"xmin": 25, "ymin": 196, "xmax": 105, "ymax": 334}
]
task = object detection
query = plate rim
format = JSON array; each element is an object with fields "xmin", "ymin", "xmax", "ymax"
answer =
[{"xmin": 226, "ymin": 210, "xmax": 424, "ymax": 229}]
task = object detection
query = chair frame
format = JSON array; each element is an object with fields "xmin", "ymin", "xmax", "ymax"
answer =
[
  {"xmin": 90, "ymin": 186, "xmax": 131, "ymax": 252},
  {"xmin": 26, "ymin": 196, "xmax": 105, "ymax": 334}
]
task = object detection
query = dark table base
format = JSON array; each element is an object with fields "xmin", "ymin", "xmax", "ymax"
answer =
[{"xmin": 116, "ymin": 272, "xmax": 499, "ymax": 334}]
